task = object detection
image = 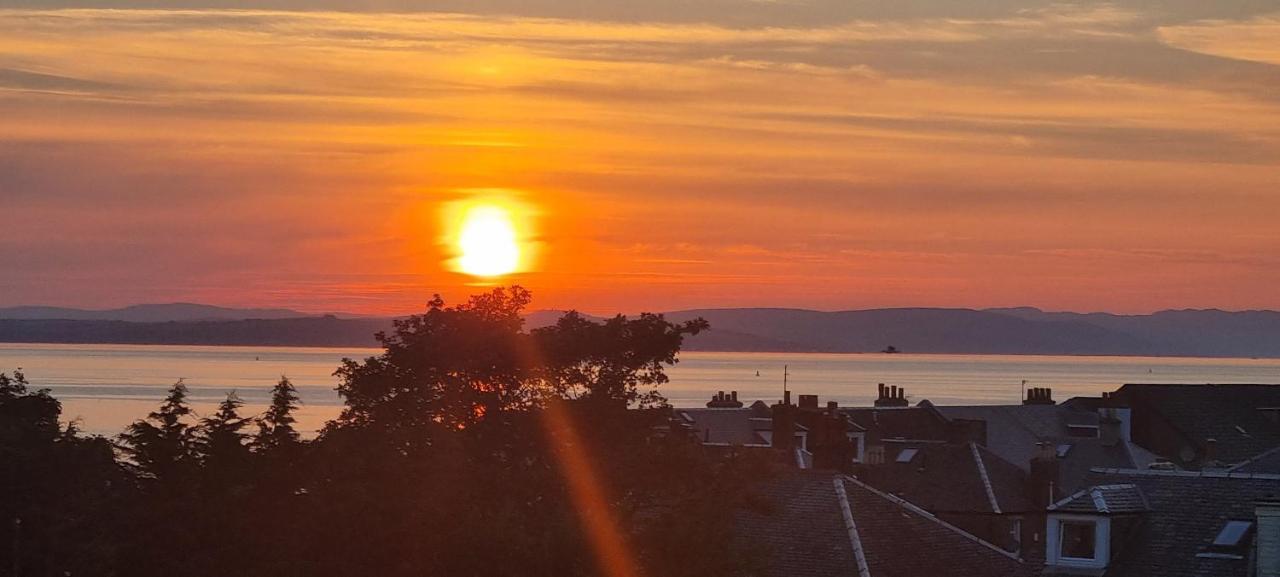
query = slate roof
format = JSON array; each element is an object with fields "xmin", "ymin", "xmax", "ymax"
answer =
[
  {"xmin": 1229, "ymin": 445, "xmax": 1280, "ymax": 474},
  {"xmin": 1048, "ymin": 484, "xmax": 1148, "ymax": 515},
  {"xmin": 677, "ymin": 408, "xmax": 807, "ymax": 446},
  {"xmin": 935, "ymin": 403, "xmax": 1142, "ymax": 492},
  {"xmin": 840, "ymin": 476, "xmax": 1038, "ymax": 577},
  {"xmin": 734, "ymin": 470, "xmax": 1038, "ymax": 577},
  {"xmin": 843, "ymin": 406, "xmax": 951, "ymax": 441},
  {"xmin": 1077, "ymin": 468, "xmax": 1280, "ymax": 577},
  {"xmin": 1113, "ymin": 383, "xmax": 1280, "ymax": 465},
  {"xmin": 855, "ymin": 442, "xmax": 1033, "ymax": 514}
]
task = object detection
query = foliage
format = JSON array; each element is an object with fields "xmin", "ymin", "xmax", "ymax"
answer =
[{"xmin": 3, "ymin": 286, "xmax": 755, "ymax": 577}]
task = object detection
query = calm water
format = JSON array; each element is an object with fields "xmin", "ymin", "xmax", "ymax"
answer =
[{"xmin": 3, "ymin": 343, "xmax": 1279, "ymax": 435}]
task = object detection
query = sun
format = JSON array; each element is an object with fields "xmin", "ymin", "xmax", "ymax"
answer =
[{"xmin": 456, "ymin": 204, "xmax": 521, "ymax": 277}]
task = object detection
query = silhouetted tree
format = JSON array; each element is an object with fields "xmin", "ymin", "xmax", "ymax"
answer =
[
  {"xmin": 255, "ymin": 376, "xmax": 301, "ymax": 452},
  {"xmin": 197, "ymin": 391, "xmax": 251, "ymax": 473},
  {"xmin": 0, "ymin": 371, "xmax": 126, "ymax": 577},
  {"xmin": 119, "ymin": 380, "xmax": 197, "ymax": 483}
]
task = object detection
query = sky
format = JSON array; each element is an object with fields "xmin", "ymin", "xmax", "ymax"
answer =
[{"xmin": 1, "ymin": 1, "xmax": 1279, "ymax": 316}]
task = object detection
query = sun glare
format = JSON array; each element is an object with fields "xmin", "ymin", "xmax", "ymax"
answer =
[{"xmin": 456, "ymin": 204, "xmax": 521, "ymax": 277}]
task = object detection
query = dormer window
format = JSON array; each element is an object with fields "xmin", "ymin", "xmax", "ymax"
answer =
[
  {"xmin": 1060, "ymin": 521, "xmax": 1096, "ymax": 560},
  {"xmin": 1046, "ymin": 516, "xmax": 1110, "ymax": 569}
]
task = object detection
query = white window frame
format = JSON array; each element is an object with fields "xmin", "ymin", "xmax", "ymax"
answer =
[
  {"xmin": 848, "ymin": 432, "xmax": 866, "ymax": 463},
  {"xmin": 1045, "ymin": 514, "xmax": 1110, "ymax": 569}
]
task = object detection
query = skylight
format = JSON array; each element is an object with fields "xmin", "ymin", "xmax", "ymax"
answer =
[
  {"xmin": 1212, "ymin": 521, "xmax": 1253, "ymax": 547},
  {"xmin": 1056, "ymin": 444, "xmax": 1072, "ymax": 458},
  {"xmin": 896, "ymin": 448, "xmax": 919, "ymax": 463}
]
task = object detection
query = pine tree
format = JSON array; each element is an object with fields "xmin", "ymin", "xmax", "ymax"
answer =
[
  {"xmin": 119, "ymin": 380, "xmax": 196, "ymax": 481},
  {"xmin": 255, "ymin": 376, "xmax": 301, "ymax": 452},
  {"xmin": 198, "ymin": 391, "xmax": 250, "ymax": 470}
]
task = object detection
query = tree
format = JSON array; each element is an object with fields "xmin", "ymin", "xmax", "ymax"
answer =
[
  {"xmin": 255, "ymin": 376, "xmax": 301, "ymax": 452},
  {"xmin": 0, "ymin": 371, "xmax": 126, "ymax": 577},
  {"xmin": 332, "ymin": 286, "xmax": 539, "ymax": 434},
  {"xmin": 311, "ymin": 286, "xmax": 737, "ymax": 577},
  {"xmin": 197, "ymin": 391, "xmax": 251, "ymax": 472},
  {"xmin": 119, "ymin": 380, "xmax": 196, "ymax": 482}
]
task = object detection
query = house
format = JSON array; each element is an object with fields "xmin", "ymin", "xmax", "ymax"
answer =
[
  {"xmin": 677, "ymin": 393, "xmax": 810, "ymax": 451},
  {"xmin": 1230, "ymin": 446, "xmax": 1280, "ymax": 474},
  {"xmin": 935, "ymin": 388, "xmax": 1158, "ymax": 493},
  {"xmin": 734, "ymin": 470, "xmax": 1040, "ymax": 577},
  {"xmin": 853, "ymin": 440, "xmax": 1037, "ymax": 554},
  {"xmin": 1087, "ymin": 384, "xmax": 1280, "ymax": 470},
  {"xmin": 1041, "ymin": 467, "xmax": 1280, "ymax": 577}
]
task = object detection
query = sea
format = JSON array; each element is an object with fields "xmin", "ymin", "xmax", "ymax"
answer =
[{"xmin": 3, "ymin": 343, "xmax": 1279, "ymax": 436}]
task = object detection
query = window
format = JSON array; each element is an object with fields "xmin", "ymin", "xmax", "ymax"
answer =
[
  {"xmin": 1059, "ymin": 521, "xmax": 1096, "ymax": 560},
  {"xmin": 1212, "ymin": 521, "xmax": 1253, "ymax": 547},
  {"xmin": 1056, "ymin": 444, "xmax": 1072, "ymax": 458},
  {"xmin": 895, "ymin": 448, "xmax": 919, "ymax": 463}
]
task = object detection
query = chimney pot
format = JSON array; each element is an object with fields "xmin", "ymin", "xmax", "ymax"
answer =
[{"xmin": 731, "ymin": 391, "xmax": 738, "ymax": 401}]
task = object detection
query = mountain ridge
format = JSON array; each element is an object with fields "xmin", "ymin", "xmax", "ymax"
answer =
[{"xmin": 2, "ymin": 304, "xmax": 1280, "ymax": 357}]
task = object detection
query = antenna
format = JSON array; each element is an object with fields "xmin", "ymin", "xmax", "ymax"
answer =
[
  {"xmin": 1021, "ymin": 379, "xmax": 1027, "ymax": 403},
  {"xmin": 783, "ymin": 364, "xmax": 789, "ymax": 395}
]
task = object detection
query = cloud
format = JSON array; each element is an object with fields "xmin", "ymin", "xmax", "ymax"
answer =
[{"xmin": 1159, "ymin": 14, "xmax": 1280, "ymax": 66}]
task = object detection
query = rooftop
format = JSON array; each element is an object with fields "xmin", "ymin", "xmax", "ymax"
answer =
[
  {"xmin": 734, "ymin": 470, "xmax": 1038, "ymax": 577},
  {"xmin": 1075, "ymin": 467, "xmax": 1280, "ymax": 577}
]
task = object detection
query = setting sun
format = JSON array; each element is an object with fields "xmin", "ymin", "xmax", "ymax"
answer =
[{"xmin": 456, "ymin": 204, "xmax": 520, "ymax": 277}]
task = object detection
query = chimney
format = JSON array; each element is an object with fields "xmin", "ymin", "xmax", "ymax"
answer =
[
  {"xmin": 706, "ymin": 390, "xmax": 743, "ymax": 408},
  {"xmin": 827, "ymin": 400, "xmax": 839, "ymax": 412},
  {"xmin": 799, "ymin": 394, "xmax": 819, "ymax": 410},
  {"xmin": 874, "ymin": 383, "xmax": 909, "ymax": 407},
  {"xmin": 1258, "ymin": 497, "xmax": 1280, "ymax": 577},
  {"xmin": 772, "ymin": 400, "xmax": 796, "ymax": 452},
  {"xmin": 1028, "ymin": 442, "xmax": 1060, "ymax": 508},
  {"xmin": 1023, "ymin": 387, "xmax": 1056, "ymax": 405}
]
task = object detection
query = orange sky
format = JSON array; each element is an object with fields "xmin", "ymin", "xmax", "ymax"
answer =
[{"xmin": 1, "ymin": 4, "xmax": 1279, "ymax": 315}]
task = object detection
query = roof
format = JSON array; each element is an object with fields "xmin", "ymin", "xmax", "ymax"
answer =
[
  {"xmin": 733, "ymin": 470, "xmax": 1037, "ymax": 577},
  {"xmin": 1228, "ymin": 445, "xmax": 1280, "ymax": 474},
  {"xmin": 1114, "ymin": 383, "xmax": 1280, "ymax": 465},
  {"xmin": 1077, "ymin": 468, "xmax": 1280, "ymax": 577},
  {"xmin": 677, "ymin": 408, "xmax": 807, "ymax": 446},
  {"xmin": 734, "ymin": 471, "xmax": 859, "ymax": 577},
  {"xmin": 934, "ymin": 403, "xmax": 1141, "ymax": 492},
  {"xmin": 1048, "ymin": 484, "xmax": 1147, "ymax": 514},
  {"xmin": 843, "ymin": 406, "xmax": 951, "ymax": 441},
  {"xmin": 855, "ymin": 442, "xmax": 1033, "ymax": 514},
  {"xmin": 840, "ymin": 476, "xmax": 1037, "ymax": 577}
]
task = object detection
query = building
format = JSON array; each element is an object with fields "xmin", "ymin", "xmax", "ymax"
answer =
[
  {"xmin": 1088, "ymin": 384, "xmax": 1280, "ymax": 470},
  {"xmin": 1041, "ymin": 467, "xmax": 1280, "ymax": 577},
  {"xmin": 936, "ymin": 388, "xmax": 1159, "ymax": 493},
  {"xmin": 734, "ymin": 470, "xmax": 1040, "ymax": 577},
  {"xmin": 852, "ymin": 440, "xmax": 1037, "ymax": 554}
]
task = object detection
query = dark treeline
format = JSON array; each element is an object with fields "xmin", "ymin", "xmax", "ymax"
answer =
[{"xmin": 1, "ymin": 287, "xmax": 769, "ymax": 577}]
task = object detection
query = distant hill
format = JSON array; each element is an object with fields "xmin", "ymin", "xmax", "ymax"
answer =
[
  {"xmin": 2, "ymin": 304, "xmax": 1280, "ymax": 357},
  {"xmin": 0, "ymin": 317, "xmax": 390, "ymax": 348},
  {"xmin": 0, "ymin": 303, "xmax": 318, "ymax": 322}
]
